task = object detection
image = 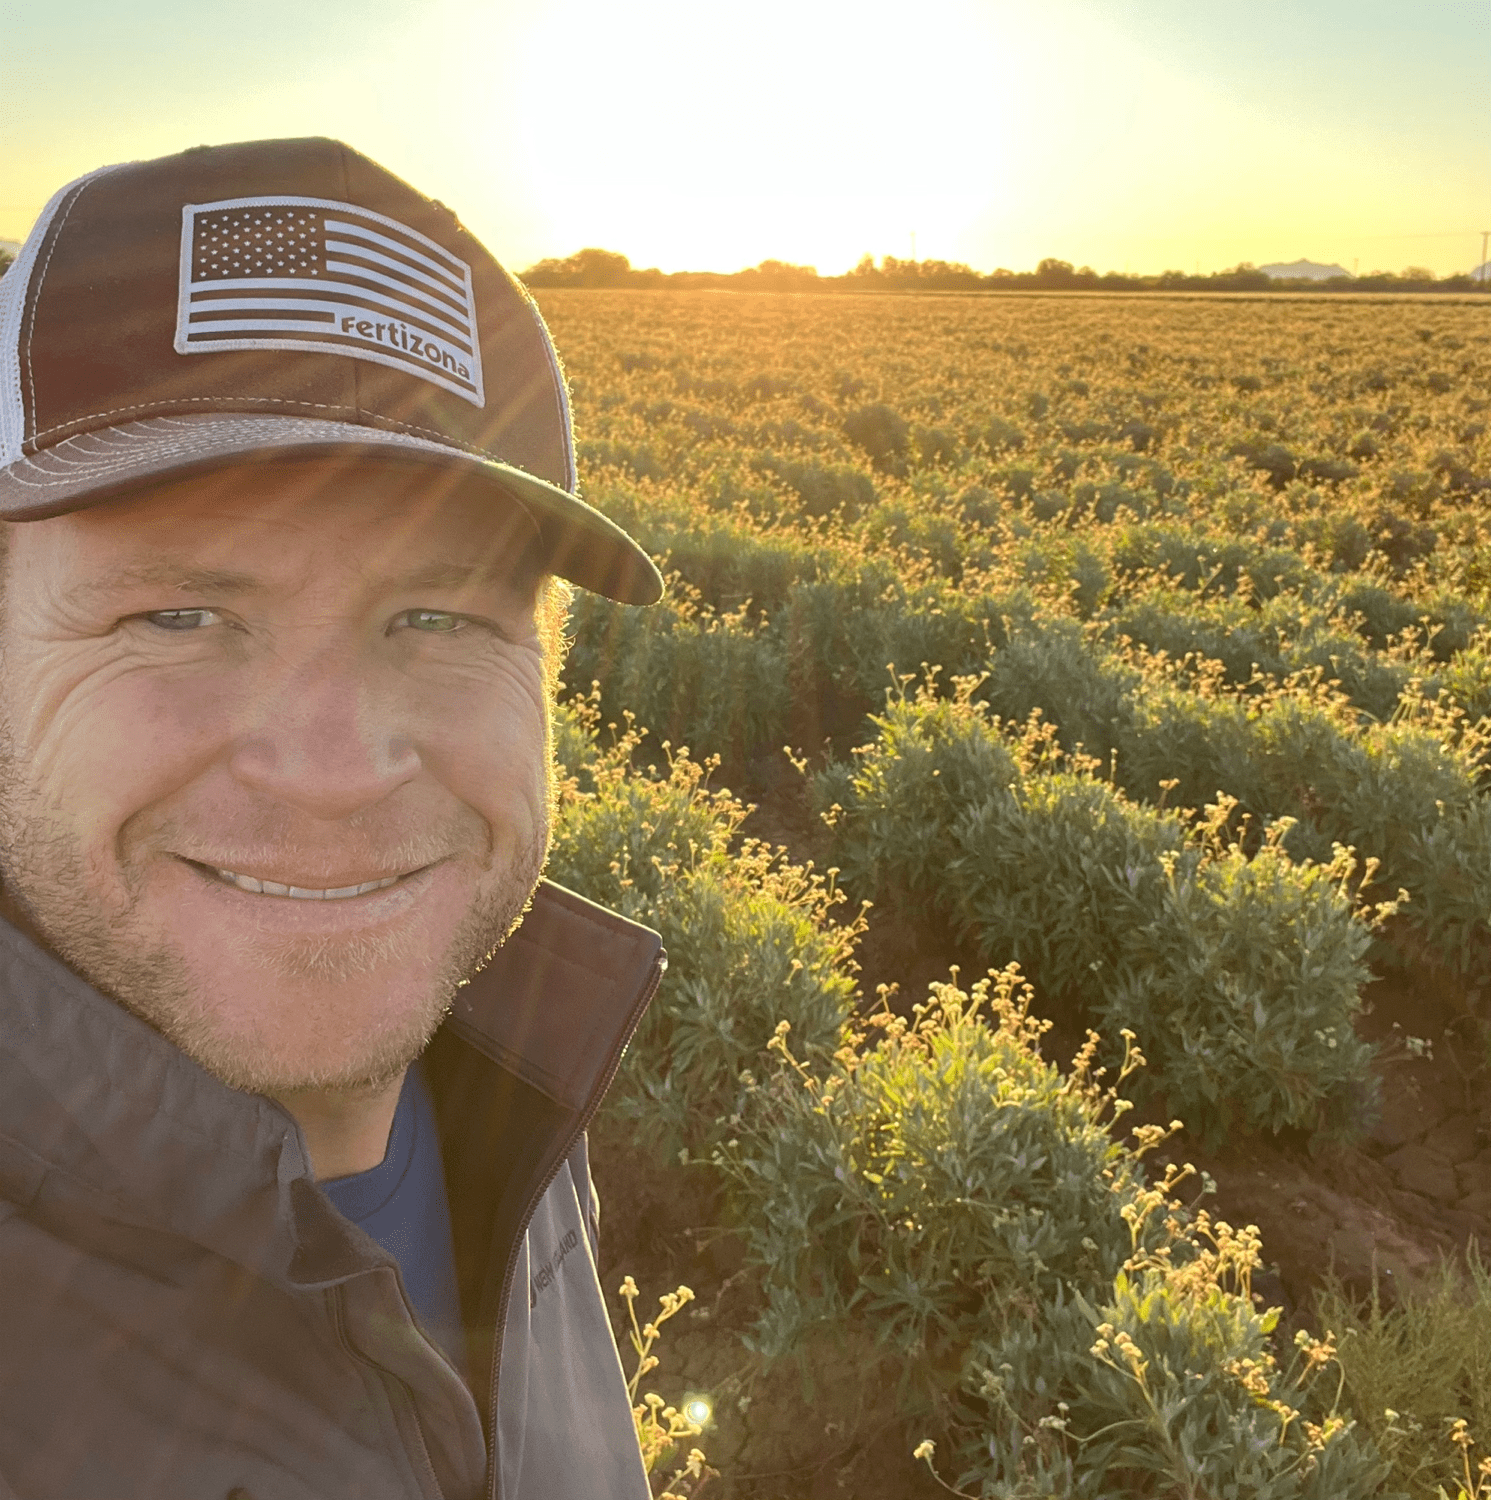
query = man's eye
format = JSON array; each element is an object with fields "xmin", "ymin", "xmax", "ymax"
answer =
[
  {"xmin": 395, "ymin": 609, "xmax": 464, "ymax": 634},
  {"xmin": 145, "ymin": 609, "xmax": 222, "ymax": 631}
]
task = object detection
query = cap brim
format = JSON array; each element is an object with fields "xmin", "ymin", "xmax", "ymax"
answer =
[{"xmin": 0, "ymin": 414, "xmax": 663, "ymax": 606}]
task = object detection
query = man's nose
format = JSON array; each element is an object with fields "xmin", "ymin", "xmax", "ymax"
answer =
[{"xmin": 227, "ymin": 646, "xmax": 421, "ymax": 819}]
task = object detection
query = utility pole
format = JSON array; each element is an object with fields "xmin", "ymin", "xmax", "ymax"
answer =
[{"xmin": 910, "ymin": 230, "xmax": 917, "ymax": 263}]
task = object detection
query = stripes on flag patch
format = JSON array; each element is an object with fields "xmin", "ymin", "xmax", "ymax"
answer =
[{"xmin": 174, "ymin": 196, "xmax": 484, "ymax": 407}]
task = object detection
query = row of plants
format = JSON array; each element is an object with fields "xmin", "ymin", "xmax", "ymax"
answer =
[
  {"xmin": 576, "ymin": 453, "xmax": 1486, "ymax": 640},
  {"xmin": 961, "ymin": 627, "xmax": 1491, "ymax": 978},
  {"xmin": 565, "ymin": 573, "xmax": 1491, "ymax": 982},
  {"xmin": 726, "ymin": 982, "xmax": 1388, "ymax": 1499},
  {"xmin": 813, "ymin": 680, "xmax": 1393, "ymax": 1145},
  {"xmin": 549, "ymin": 699, "xmax": 1487, "ymax": 1498}
]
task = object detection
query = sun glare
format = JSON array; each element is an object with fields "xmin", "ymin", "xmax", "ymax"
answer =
[{"xmin": 492, "ymin": 0, "xmax": 1023, "ymax": 274}]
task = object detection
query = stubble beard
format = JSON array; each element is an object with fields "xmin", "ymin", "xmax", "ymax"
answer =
[{"xmin": 0, "ymin": 746, "xmax": 552, "ymax": 1098}]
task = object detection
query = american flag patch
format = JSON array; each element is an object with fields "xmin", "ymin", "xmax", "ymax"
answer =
[{"xmin": 174, "ymin": 196, "xmax": 484, "ymax": 406}]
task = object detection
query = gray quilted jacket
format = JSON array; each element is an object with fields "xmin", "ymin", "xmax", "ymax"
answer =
[{"xmin": 0, "ymin": 880, "xmax": 664, "ymax": 1500}]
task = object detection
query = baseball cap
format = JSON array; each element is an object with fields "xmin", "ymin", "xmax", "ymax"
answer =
[{"xmin": 0, "ymin": 138, "xmax": 663, "ymax": 605}]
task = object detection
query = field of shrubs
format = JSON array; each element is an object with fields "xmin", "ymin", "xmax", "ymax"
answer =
[{"xmin": 537, "ymin": 287, "xmax": 1491, "ymax": 1498}]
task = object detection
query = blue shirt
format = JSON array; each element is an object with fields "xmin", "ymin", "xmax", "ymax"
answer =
[{"xmin": 321, "ymin": 1060, "xmax": 464, "ymax": 1369}]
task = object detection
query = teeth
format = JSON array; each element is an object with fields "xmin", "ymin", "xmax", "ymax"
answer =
[{"xmin": 214, "ymin": 868, "xmax": 401, "ymax": 899}]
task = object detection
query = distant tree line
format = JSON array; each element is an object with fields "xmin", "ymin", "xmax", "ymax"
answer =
[
  {"xmin": 4, "ymin": 240, "xmax": 1473, "ymax": 295},
  {"xmin": 519, "ymin": 248, "xmax": 1489, "ymax": 295}
]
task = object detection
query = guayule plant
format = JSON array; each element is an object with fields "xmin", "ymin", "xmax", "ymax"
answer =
[
  {"xmin": 819, "ymin": 681, "xmax": 1394, "ymax": 1144},
  {"xmin": 720, "ymin": 972, "xmax": 1392, "ymax": 1499},
  {"xmin": 1111, "ymin": 661, "xmax": 1491, "ymax": 976},
  {"xmin": 565, "ymin": 582, "xmax": 792, "ymax": 779},
  {"xmin": 548, "ymin": 700, "xmax": 860, "ymax": 1161},
  {"xmin": 1101, "ymin": 577, "xmax": 1489, "ymax": 724}
]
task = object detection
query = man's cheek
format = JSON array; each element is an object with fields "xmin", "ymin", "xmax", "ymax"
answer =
[
  {"xmin": 28, "ymin": 673, "xmax": 224, "ymax": 807},
  {"xmin": 427, "ymin": 698, "xmax": 549, "ymax": 819}
]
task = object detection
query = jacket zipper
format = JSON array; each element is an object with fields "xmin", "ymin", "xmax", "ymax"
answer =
[{"xmin": 483, "ymin": 949, "xmax": 667, "ymax": 1500}]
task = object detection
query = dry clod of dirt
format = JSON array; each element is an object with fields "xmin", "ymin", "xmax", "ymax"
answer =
[{"xmin": 1381, "ymin": 1142, "xmax": 1460, "ymax": 1204}]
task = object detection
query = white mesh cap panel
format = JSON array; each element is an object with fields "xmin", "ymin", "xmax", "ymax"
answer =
[{"xmin": 0, "ymin": 165, "xmax": 121, "ymax": 467}]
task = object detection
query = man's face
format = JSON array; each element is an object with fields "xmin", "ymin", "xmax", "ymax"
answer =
[{"xmin": 0, "ymin": 458, "xmax": 553, "ymax": 1094}]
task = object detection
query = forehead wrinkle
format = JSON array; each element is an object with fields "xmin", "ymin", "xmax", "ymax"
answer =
[
  {"xmin": 356, "ymin": 500, "xmax": 542, "ymax": 608},
  {"xmin": 392, "ymin": 561, "xmax": 507, "ymax": 592}
]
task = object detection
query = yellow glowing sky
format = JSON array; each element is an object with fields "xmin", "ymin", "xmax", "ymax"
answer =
[{"xmin": 2, "ymin": 0, "xmax": 1487, "ymax": 278}]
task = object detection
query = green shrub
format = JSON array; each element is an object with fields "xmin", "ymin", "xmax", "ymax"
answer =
[
  {"xmin": 548, "ymin": 709, "xmax": 859, "ymax": 1159},
  {"xmin": 1400, "ymin": 797, "xmax": 1491, "ymax": 974},
  {"xmin": 968, "ymin": 630, "xmax": 1491, "ymax": 979},
  {"xmin": 1103, "ymin": 588, "xmax": 1417, "ymax": 720},
  {"xmin": 1091, "ymin": 826, "xmax": 1383, "ymax": 1141},
  {"xmin": 1115, "ymin": 673, "xmax": 1491, "ymax": 973},
  {"xmin": 754, "ymin": 455, "xmax": 877, "ymax": 518},
  {"xmin": 979, "ymin": 619, "xmax": 1138, "ymax": 765},
  {"xmin": 720, "ymin": 971, "xmax": 1393, "ymax": 1499},
  {"xmin": 564, "ymin": 585, "xmax": 790, "ymax": 777},
  {"xmin": 722, "ymin": 974, "xmax": 1140, "ymax": 1366},
  {"xmin": 844, "ymin": 402, "xmax": 911, "ymax": 473},
  {"xmin": 819, "ymin": 684, "xmax": 1386, "ymax": 1144},
  {"xmin": 1108, "ymin": 525, "xmax": 1310, "ymax": 599},
  {"xmin": 1430, "ymin": 627, "xmax": 1491, "ymax": 726}
]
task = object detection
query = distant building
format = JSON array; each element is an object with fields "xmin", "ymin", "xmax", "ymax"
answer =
[
  {"xmin": 1471, "ymin": 262, "xmax": 1491, "ymax": 283},
  {"xmin": 0, "ymin": 240, "xmax": 21, "ymax": 260},
  {"xmin": 1258, "ymin": 259, "xmax": 1352, "ymax": 281}
]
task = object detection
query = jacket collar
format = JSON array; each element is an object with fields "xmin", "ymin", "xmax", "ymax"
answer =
[
  {"xmin": 443, "ymin": 880, "xmax": 664, "ymax": 1114},
  {"xmin": 0, "ymin": 879, "xmax": 662, "ymax": 1286}
]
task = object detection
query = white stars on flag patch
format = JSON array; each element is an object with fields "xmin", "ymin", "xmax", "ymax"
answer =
[{"xmin": 174, "ymin": 196, "xmax": 484, "ymax": 407}]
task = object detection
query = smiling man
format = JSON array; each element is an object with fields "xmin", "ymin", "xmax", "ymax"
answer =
[{"xmin": 0, "ymin": 140, "xmax": 665, "ymax": 1500}]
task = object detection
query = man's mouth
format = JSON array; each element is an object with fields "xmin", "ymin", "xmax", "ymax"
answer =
[{"xmin": 189, "ymin": 861, "xmax": 417, "ymax": 901}]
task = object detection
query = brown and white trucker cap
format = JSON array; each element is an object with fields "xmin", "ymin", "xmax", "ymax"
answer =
[{"xmin": 0, "ymin": 137, "xmax": 663, "ymax": 605}]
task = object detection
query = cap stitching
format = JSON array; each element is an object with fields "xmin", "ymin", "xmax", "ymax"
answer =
[
  {"xmin": 29, "ymin": 396, "xmax": 354, "ymax": 443},
  {"xmin": 23, "ymin": 183, "xmax": 96, "ymax": 432},
  {"xmin": 28, "ymin": 398, "xmax": 504, "ymax": 459},
  {"xmin": 1, "ymin": 423, "xmax": 515, "ymax": 490},
  {"xmin": 10, "ymin": 420, "xmax": 471, "ymax": 471},
  {"xmin": 3, "ymin": 414, "xmax": 587, "ymax": 522}
]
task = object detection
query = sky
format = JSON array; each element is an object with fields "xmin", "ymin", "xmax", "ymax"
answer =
[{"xmin": 2, "ymin": 0, "xmax": 1487, "ymax": 278}]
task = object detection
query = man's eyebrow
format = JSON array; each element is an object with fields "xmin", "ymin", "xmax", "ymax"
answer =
[{"xmin": 77, "ymin": 563, "xmax": 263, "ymax": 601}]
